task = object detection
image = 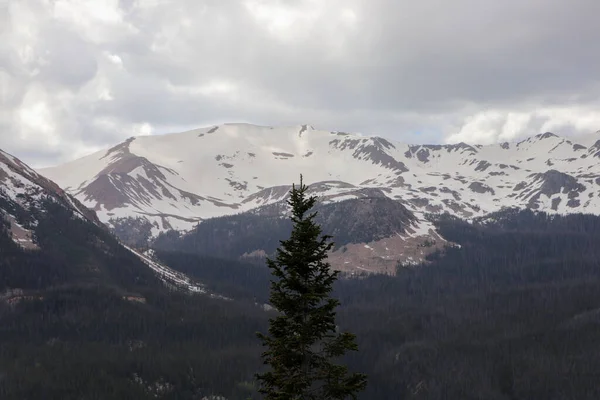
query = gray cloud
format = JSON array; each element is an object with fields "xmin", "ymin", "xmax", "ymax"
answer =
[
  {"xmin": 37, "ymin": 24, "xmax": 99, "ymax": 88},
  {"xmin": 1, "ymin": 0, "xmax": 599, "ymax": 167}
]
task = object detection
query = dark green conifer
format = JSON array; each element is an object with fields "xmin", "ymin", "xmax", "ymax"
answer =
[{"xmin": 256, "ymin": 175, "xmax": 367, "ymax": 399}]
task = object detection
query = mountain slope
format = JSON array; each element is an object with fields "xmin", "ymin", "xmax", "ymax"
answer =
[
  {"xmin": 5, "ymin": 141, "xmax": 600, "ymax": 398},
  {"xmin": 154, "ymin": 195, "xmax": 444, "ymax": 274},
  {"xmin": 155, "ymin": 209, "xmax": 600, "ymax": 399},
  {"xmin": 0, "ymin": 148, "xmax": 202, "ymax": 292},
  {"xmin": 0, "ymin": 148, "xmax": 273, "ymax": 399},
  {"xmin": 40, "ymin": 124, "xmax": 600, "ymax": 239},
  {"xmin": 38, "ymin": 124, "xmax": 600, "ymax": 272}
]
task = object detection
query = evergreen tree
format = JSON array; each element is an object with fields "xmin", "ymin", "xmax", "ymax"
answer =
[{"xmin": 256, "ymin": 176, "xmax": 367, "ymax": 399}]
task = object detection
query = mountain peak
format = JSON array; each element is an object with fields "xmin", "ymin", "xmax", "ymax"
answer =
[
  {"xmin": 1, "ymin": 147, "xmax": 100, "ymax": 249},
  {"xmin": 538, "ymin": 131, "xmax": 559, "ymax": 140},
  {"xmin": 1, "ymin": 147, "xmax": 203, "ymax": 292},
  {"xmin": 37, "ymin": 124, "xmax": 600, "ymax": 241}
]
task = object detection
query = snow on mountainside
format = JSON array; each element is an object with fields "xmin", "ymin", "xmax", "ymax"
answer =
[
  {"xmin": 1, "ymin": 149, "xmax": 99, "ymax": 224},
  {"xmin": 1, "ymin": 148, "xmax": 99, "ymax": 249},
  {"xmin": 0, "ymin": 148, "xmax": 202, "ymax": 291},
  {"xmin": 40, "ymin": 123, "xmax": 600, "ymax": 240},
  {"xmin": 36, "ymin": 124, "xmax": 600, "ymax": 274}
]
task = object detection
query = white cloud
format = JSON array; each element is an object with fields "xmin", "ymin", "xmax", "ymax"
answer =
[
  {"xmin": 166, "ymin": 80, "xmax": 239, "ymax": 98},
  {"xmin": 105, "ymin": 52, "xmax": 123, "ymax": 67},
  {"xmin": 446, "ymin": 111, "xmax": 530, "ymax": 145},
  {"xmin": 1, "ymin": 0, "xmax": 599, "ymax": 166},
  {"xmin": 19, "ymin": 100, "xmax": 54, "ymax": 136},
  {"xmin": 132, "ymin": 122, "xmax": 152, "ymax": 136},
  {"xmin": 52, "ymin": 0, "xmax": 135, "ymax": 43},
  {"xmin": 244, "ymin": 0, "xmax": 324, "ymax": 40},
  {"xmin": 537, "ymin": 108, "xmax": 600, "ymax": 134},
  {"xmin": 446, "ymin": 107, "xmax": 600, "ymax": 145}
]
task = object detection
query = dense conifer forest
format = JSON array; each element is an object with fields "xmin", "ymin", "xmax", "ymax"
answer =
[
  {"xmin": 153, "ymin": 197, "xmax": 416, "ymax": 258},
  {"xmin": 2, "ymin": 206, "xmax": 600, "ymax": 398}
]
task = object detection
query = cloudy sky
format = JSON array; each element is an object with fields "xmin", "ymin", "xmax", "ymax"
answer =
[{"xmin": 1, "ymin": 0, "xmax": 600, "ymax": 167}]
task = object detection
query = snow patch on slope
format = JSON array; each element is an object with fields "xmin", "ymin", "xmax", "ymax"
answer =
[
  {"xmin": 38, "ymin": 125, "xmax": 600, "ymax": 240},
  {"xmin": 123, "ymin": 246, "xmax": 206, "ymax": 293}
]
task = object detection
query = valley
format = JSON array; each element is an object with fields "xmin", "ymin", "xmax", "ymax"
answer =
[{"xmin": 2, "ymin": 126, "xmax": 600, "ymax": 399}]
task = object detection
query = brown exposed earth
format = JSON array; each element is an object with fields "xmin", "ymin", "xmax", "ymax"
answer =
[
  {"xmin": 4, "ymin": 214, "xmax": 39, "ymax": 250},
  {"xmin": 239, "ymin": 233, "xmax": 447, "ymax": 276},
  {"xmin": 328, "ymin": 230, "xmax": 447, "ymax": 275}
]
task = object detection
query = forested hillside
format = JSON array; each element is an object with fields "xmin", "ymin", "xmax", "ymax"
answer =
[
  {"xmin": 153, "ymin": 196, "xmax": 421, "ymax": 265},
  {"xmin": 0, "ymin": 151, "xmax": 265, "ymax": 399},
  {"xmin": 0, "ymin": 199, "xmax": 160, "ymax": 292},
  {"xmin": 160, "ymin": 209, "xmax": 600, "ymax": 399},
  {"xmin": 0, "ymin": 196, "xmax": 268, "ymax": 399},
  {"xmin": 2, "ymin": 206, "xmax": 600, "ymax": 398}
]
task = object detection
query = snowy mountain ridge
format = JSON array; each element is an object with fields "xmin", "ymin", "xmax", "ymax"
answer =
[
  {"xmin": 0, "ymin": 148, "xmax": 202, "ymax": 291},
  {"xmin": 1, "ymin": 148, "xmax": 98, "ymax": 225},
  {"xmin": 39, "ymin": 123, "xmax": 600, "ymax": 241}
]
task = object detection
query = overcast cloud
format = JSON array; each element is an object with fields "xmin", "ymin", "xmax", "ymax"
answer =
[{"xmin": 1, "ymin": 0, "xmax": 600, "ymax": 167}]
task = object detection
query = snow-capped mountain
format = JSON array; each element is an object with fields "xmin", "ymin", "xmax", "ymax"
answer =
[
  {"xmin": 1, "ymin": 148, "xmax": 99, "ymax": 245},
  {"xmin": 33, "ymin": 124, "xmax": 600, "ymax": 274},
  {"xmin": 40, "ymin": 124, "xmax": 600, "ymax": 237},
  {"xmin": 0, "ymin": 148, "xmax": 202, "ymax": 291}
]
